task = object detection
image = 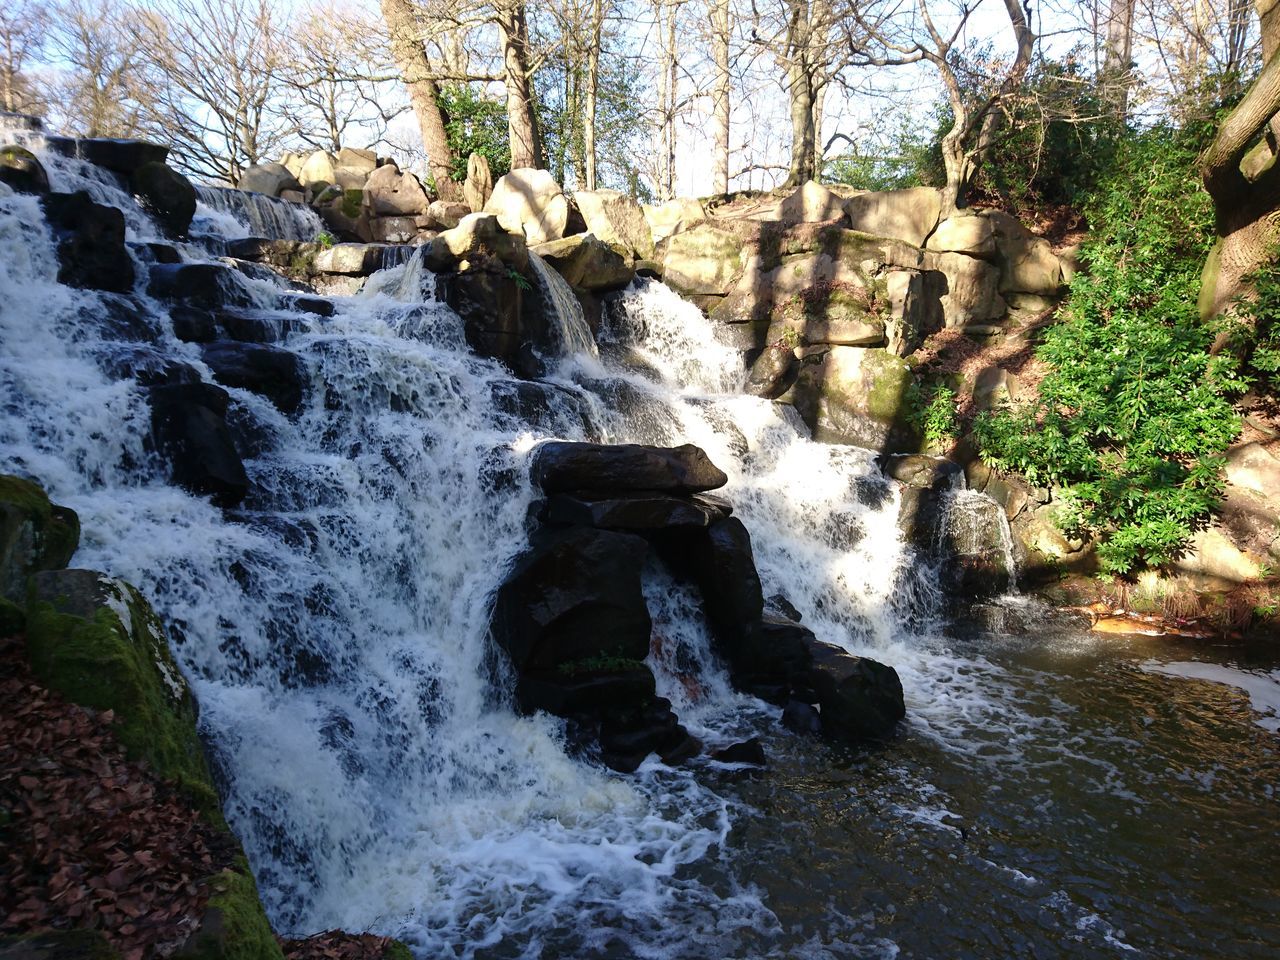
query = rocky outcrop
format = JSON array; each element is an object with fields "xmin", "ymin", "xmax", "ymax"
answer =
[
  {"xmin": 41, "ymin": 191, "xmax": 134, "ymax": 294},
  {"xmin": 775, "ymin": 180, "xmax": 847, "ymax": 225},
  {"xmin": 148, "ymin": 382, "xmax": 249, "ymax": 507},
  {"xmin": 0, "ymin": 477, "xmax": 80, "ymax": 605},
  {"xmin": 492, "ymin": 441, "xmax": 906, "ymax": 770},
  {"xmin": 45, "ymin": 136, "xmax": 167, "ymax": 175},
  {"xmin": 844, "ymin": 187, "xmax": 943, "ymax": 247},
  {"xmin": 463, "ymin": 152, "xmax": 494, "ymax": 213},
  {"xmin": 0, "ymin": 145, "xmax": 49, "ymax": 194},
  {"xmin": 531, "ymin": 234, "xmax": 634, "ymax": 292},
  {"xmin": 131, "ymin": 162, "xmax": 196, "ymax": 239},
  {"xmin": 238, "ymin": 162, "xmax": 302, "ymax": 198},
  {"xmin": 485, "ymin": 168, "xmax": 569, "ymax": 244},
  {"xmin": 642, "ymin": 197, "xmax": 705, "ymax": 245},
  {"xmin": 780, "ymin": 346, "xmax": 920, "ymax": 452},
  {"xmin": 574, "ymin": 189, "xmax": 654, "ymax": 259}
]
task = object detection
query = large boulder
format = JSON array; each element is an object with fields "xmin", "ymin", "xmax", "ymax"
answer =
[
  {"xmin": 40, "ymin": 191, "xmax": 134, "ymax": 294},
  {"xmin": 844, "ymin": 187, "xmax": 943, "ymax": 247},
  {"xmin": 424, "ymin": 212, "xmax": 528, "ymax": 272},
  {"xmin": 333, "ymin": 146, "xmax": 377, "ymax": 189},
  {"xmin": 926, "ymin": 214, "xmax": 996, "ymax": 258},
  {"xmin": 148, "ymin": 382, "xmax": 248, "ymax": 506},
  {"xmin": 532, "ymin": 441, "xmax": 728, "ymax": 494},
  {"xmin": 531, "ymin": 233, "xmax": 634, "ymax": 292},
  {"xmin": 776, "ymin": 180, "xmax": 846, "ymax": 224},
  {"xmin": 0, "ymin": 145, "xmax": 49, "ymax": 194},
  {"xmin": 659, "ymin": 222, "xmax": 745, "ymax": 297},
  {"xmin": 782, "ymin": 345, "xmax": 919, "ymax": 451},
  {"xmin": 485, "ymin": 167, "xmax": 569, "ymax": 244},
  {"xmin": 540, "ymin": 490, "xmax": 732, "ymax": 530},
  {"xmin": 802, "ymin": 639, "xmax": 905, "ymax": 741},
  {"xmin": 926, "ymin": 251, "xmax": 1006, "ymax": 327},
  {"xmin": 237, "ymin": 162, "xmax": 302, "ymax": 198},
  {"xmin": 200, "ymin": 341, "xmax": 307, "ymax": 414},
  {"xmin": 492, "ymin": 525, "xmax": 652, "ymax": 672},
  {"xmin": 148, "ymin": 262, "xmax": 250, "ymax": 311},
  {"xmin": 436, "ymin": 261, "xmax": 525, "ymax": 364},
  {"xmin": 463, "ymin": 152, "xmax": 494, "ymax": 213},
  {"xmin": 426, "ymin": 199, "xmax": 471, "ymax": 230},
  {"xmin": 642, "ymin": 197, "xmax": 705, "ymax": 244},
  {"xmin": 0, "ymin": 477, "xmax": 80, "ymax": 602},
  {"xmin": 44, "ymin": 136, "xmax": 167, "ymax": 175},
  {"xmin": 668, "ymin": 517, "xmax": 764, "ymax": 644},
  {"xmin": 298, "ymin": 150, "xmax": 337, "ymax": 188},
  {"xmin": 987, "ymin": 210, "xmax": 1064, "ymax": 295},
  {"xmin": 884, "ymin": 268, "xmax": 946, "ymax": 356},
  {"xmin": 574, "ymin": 189, "xmax": 655, "ymax": 259},
  {"xmin": 363, "ymin": 163, "xmax": 429, "ymax": 217},
  {"xmin": 131, "ymin": 161, "xmax": 196, "ymax": 238}
]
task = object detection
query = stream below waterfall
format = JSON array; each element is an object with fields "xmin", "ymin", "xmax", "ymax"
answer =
[{"xmin": 1, "ymin": 136, "xmax": 1278, "ymax": 960}]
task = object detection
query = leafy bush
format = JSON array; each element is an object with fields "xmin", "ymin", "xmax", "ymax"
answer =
[
  {"xmin": 438, "ymin": 85, "xmax": 511, "ymax": 182},
  {"xmin": 975, "ymin": 128, "xmax": 1245, "ymax": 575},
  {"xmin": 906, "ymin": 381, "xmax": 960, "ymax": 451}
]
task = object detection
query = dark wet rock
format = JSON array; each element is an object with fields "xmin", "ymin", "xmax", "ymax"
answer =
[
  {"xmin": 215, "ymin": 309, "xmax": 306, "ymax": 344},
  {"xmin": 540, "ymin": 490, "xmax": 732, "ymax": 531},
  {"xmin": 169, "ymin": 305, "xmax": 218, "ymax": 343},
  {"xmin": 532, "ymin": 441, "xmax": 728, "ymax": 495},
  {"xmin": 283, "ymin": 294, "xmax": 334, "ymax": 317},
  {"xmin": 131, "ymin": 161, "xmax": 196, "ymax": 238},
  {"xmin": 148, "ymin": 263, "xmax": 251, "ymax": 311},
  {"xmin": 98, "ymin": 344, "xmax": 200, "ymax": 386},
  {"xmin": 782, "ymin": 700, "xmax": 822, "ymax": 735},
  {"xmin": 200, "ymin": 341, "xmax": 307, "ymax": 414},
  {"xmin": 712, "ymin": 738, "xmax": 766, "ymax": 766},
  {"xmin": 83, "ymin": 293, "xmax": 160, "ymax": 342},
  {"xmin": 879, "ymin": 453, "xmax": 961, "ymax": 490},
  {"xmin": 489, "ymin": 380, "xmax": 599, "ymax": 438},
  {"xmin": 766, "ymin": 593, "xmax": 803, "ymax": 622},
  {"xmin": 40, "ymin": 191, "xmax": 134, "ymax": 294},
  {"xmin": 144, "ymin": 242, "xmax": 182, "ymax": 264},
  {"xmin": 45, "ymin": 135, "xmax": 168, "ymax": 174},
  {"xmin": 148, "ymin": 382, "xmax": 248, "ymax": 507},
  {"xmin": 745, "ymin": 342, "xmax": 796, "ymax": 399},
  {"xmin": 659, "ymin": 517, "xmax": 763, "ymax": 647},
  {"xmin": 493, "ymin": 525, "xmax": 651, "ymax": 673},
  {"xmin": 515, "ymin": 665, "xmax": 657, "ymax": 716},
  {"xmin": 0, "ymin": 145, "xmax": 49, "ymax": 194},
  {"xmin": 803, "ymin": 640, "xmax": 905, "ymax": 741},
  {"xmin": 436, "ymin": 262, "xmax": 524, "ymax": 366}
]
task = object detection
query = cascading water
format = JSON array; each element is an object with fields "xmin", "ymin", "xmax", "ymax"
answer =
[
  {"xmin": 527, "ymin": 253, "xmax": 600, "ymax": 359},
  {"xmin": 4, "ymin": 138, "xmax": 1279, "ymax": 960},
  {"xmin": 194, "ymin": 184, "xmax": 325, "ymax": 242}
]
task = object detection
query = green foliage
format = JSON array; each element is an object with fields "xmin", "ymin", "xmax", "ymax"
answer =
[
  {"xmin": 315, "ymin": 231, "xmax": 335, "ymax": 249},
  {"xmin": 975, "ymin": 128, "xmax": 1244, "ymax": 575},
  {"xmin": 439, "ymin": 85, "xmax": 511, "ymax": 182},
  {"xmin": 508, "ymin": 267, "xmax": 532, "ymax": 292},
  {"xmin": 906, "ymin": 382, "xmax": 960, "ymax": 451},
  {"xmin": 824, "ymin": 120, "xmax": 932, "ymax": 191},
  {"xmin": 1223, "ymin": 252, "xmax": 1280, "ymax": 389}
]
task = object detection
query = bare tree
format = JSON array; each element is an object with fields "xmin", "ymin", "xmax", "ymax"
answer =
[
  {"xmin": 134, "ymin": 0, "xmax": 289, "ymax": 183},
  {"xmin": 709, "ymin": 0, "xmax": 732, "ymax": 193},
  {"xmin": 46, "ymin": 0, "xmax": 152, "ymax": 138},
  {"xmin": 583, "ymin": 0, "xmax": 605, "ymax": 188},
  {"xmin": 281, "ymin": 4, "xmax": 407, "ymax": 154},
  {"xmin": 0, "ymin": 0, "xmax": 49, "ymax": 116},
  {"xmin": 851, "ymin": 0, "xmax": 1036, "ymax": 213},
  {"xmin": 495, "ymin": 0, "xmax": 544, "ymax": 168}
]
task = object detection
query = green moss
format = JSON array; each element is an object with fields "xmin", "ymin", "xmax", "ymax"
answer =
[
  {"xmin": 288, "ymin": 250, "xmax": 317, "ymax": 276},
  {"xmin": 861, "ymin": 351, "xmax": 913, "ymax": 422},
  {"xmin": 0, "ymin": 475, "xmax": 52, "ymax": 515},
  {"xmin": 0, "ymin": 596, "xmax": 25, "ymax": 636},
  {"xmin": 180, "ymin": 863, "xmax": 284, "ymax": 960},
  {"xmin": 0, "ymin": 929, "xmax": 122, "ymax": 959},
  {"xmin": 557, "ymin": 653, "xmax": 648, "ymax": 676},
  {"xmin": 382, "ymin": 943, "xmax": 414, "ymax": 960},
  {"xmin": 1, "ymin": 475, "xmax": 80, "ymax": 600},
  {"xmin": 341, "ymin": 189, "xmax": 363, "ymax": 220},
  {"xmin": 24, "ymin": 575, "xmax": 221, "ymax": 823}
]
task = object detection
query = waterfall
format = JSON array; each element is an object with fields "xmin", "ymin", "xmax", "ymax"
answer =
[
  {"xmin": 0, "ymin": 137, "xmax": 992, "ymax": 957},
  {"xmin": 527, "ymin": 252, "xmax": 599, "ymax": 359},
  {"xmin": 194, "ymin": 185, "xmax": 325, "ymax": 242}
]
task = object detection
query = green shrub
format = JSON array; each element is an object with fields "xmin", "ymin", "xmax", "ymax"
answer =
[
  {"xmin": 975, "ymin": 128, "xmax": 1245, "ymax": 575},
  {"xmin": 906, "ymin": 381, "xmax": 960, "ymax": 451}
]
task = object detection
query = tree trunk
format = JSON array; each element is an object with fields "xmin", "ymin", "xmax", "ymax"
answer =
[
  {"xmin": 379, "ymin": 0, "xmax": 460, "ymax": 200},
  {"xmin": 584, "ymin": 0, "xmax": 603, "ymax": 190},
  {"xmin": 656, "ymin": 0, "xmax": 680, "ymax": 199},
  {"xmin": 710, "ymin": 0, "xmax": 730, "ymax": 194},
  {"xmin": 783, "ymin": 0, "xmax": 816, "ymax": 187},
  {"xmin": 496, "ymin": 2, "xmax": 544, "ymax": 170},
  {"xmin": 1199, "ymin": 2, "xmax": 1280, "ymax": 321},
  {"xmin": 1101, "ymin": 0, "xmax": 1136, "ymax": 119}
]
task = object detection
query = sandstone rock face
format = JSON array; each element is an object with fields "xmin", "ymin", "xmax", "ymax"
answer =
[
  {"xmin": 987, "ymin": 211, "xmax": 1064, "ymax": 295},
  {"xmin": 659, "ymin": 223, "xmax": 745, "ymax": 296},
  {"xmin": 426, "ymin": 199, "xmax": 471, "ymax": 230},
  {"xmin": 424, "ymin": 212, "xmax": 528, "ymax": 273},
  {"xmin": 363, "ymin": 164, "xmax": 429, "ymax": 217},
  {"xmin": 844, "ymin": 187, "xmax": 943, "ymax": 246},
  {"xmin": 926, "ymin": 214, "xmax": 997, "ymax": 258},
  {"xmin": 463, "ymin": 152, "xmax": 494, "ymax": 213},
  {"xmin": 484, "ymin": 167, "xmax": 569, "ymax": 244},
  {"xmin": 782, "ymin": 345, "xmax": 919, "ymax": 452},
  {"xmin": 775, "ymin": 180, "xmax": 846, "ymax": 224},
  {"xmin": 574, "ymin": 189, "xmax": 655, "ymax": 259},
  {"xmin": 298, "ymin": 151, "xmax": 337, "ymax": 188},
  {"xmin": 237, "ymin": 163, "xmax": 302, "ymax": 198},
  {"xmin": 926, "ymin": 251, "xmax": 1007, "ymax": 327},
  {"xmin": 531, "ymin": 234, "xmax": 634, "ymax": 292},
  {"xmin": 642, "ymin": 197, "xmax": 705, "ymax": 244},
  {"xmin": 1217, "ymin": 440, "xmax": 1280, "ymax": 562}
]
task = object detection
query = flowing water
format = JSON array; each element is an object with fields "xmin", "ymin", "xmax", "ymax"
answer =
[{"xmin": 1, "ymin": 146, "xmax": 1278, "ymax": 960}]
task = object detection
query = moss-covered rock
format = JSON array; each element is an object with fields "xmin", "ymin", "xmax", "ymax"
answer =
[
  {"xmin": 176, "ymin": 863, "xmax": 284, "ymax": 960},
  {"xmin": 780, "ymin": 346, "xmax": 921, "ymax": 452},
  {"xmin": 0, "ymin": 145, "xmax": 50, "ymax": 195},
  {"xmin": 0, "ymin": 930, "xmax": 121, "ymax": 960},
  {"xmin": 0, "ymin": 475, "xmax": 80, "ymax": 602},
  {"xmin": 24, "ymin": 568, "xmax": 220, "ymax": 819}
]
